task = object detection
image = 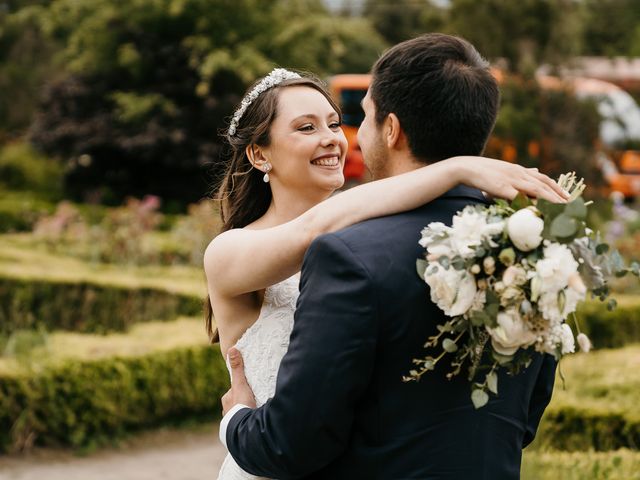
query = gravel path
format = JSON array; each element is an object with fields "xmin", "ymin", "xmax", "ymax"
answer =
[{"xmin": 0, "ymin": 424, "xmax": 227, "ymax": 480}]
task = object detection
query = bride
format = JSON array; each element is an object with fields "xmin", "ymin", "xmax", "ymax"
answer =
[{"xmin": 204, "ymin": 68, "xmax": 566, "ymax": 480}]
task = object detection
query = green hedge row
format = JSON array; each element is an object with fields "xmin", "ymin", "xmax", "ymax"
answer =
[
  {"xmin": 0, "ymin": 276, "xmax": 203, "ymax": 335},
  {"xmin": 0, "ymin": 193, "xmax": 55, "ymax": 232},
  {"xmin": 578, "ymin": 300, "xmax": 640, "ymax": 349},
  {"xmin": 537, "ymin": 406, "xmax": 640, "ymax": 452},
  {"xmin": 0, "ymin": 345, "xmax": 228, "ymax": 452}
]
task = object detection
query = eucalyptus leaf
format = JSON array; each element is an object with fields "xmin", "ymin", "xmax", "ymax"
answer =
[
  {"xmin": 438, "ymin": 256, "xmax": 451, "ymax": 270},
  {"xmin": 423, "ymin": 359, "xmax": 435, "ymax": 371},
  {"xmin": 452, "ymin": 257, "xmax": 466, "ymax": 270},
  {"xmin": 550, "ymin": 214, "xmax": 578, "ymax": 239},
  {"xmin": 471, "ymin": 388, "xmax": 489, "ymax": 409},
  {"xmin": 511, "ymin": 193, "xmax": 532, "ymax": 211},
  {"xmin": 565, "ymin": 197, "xmax": 587, "ymax": 219},
  {"xmin": 486, "ymin": 371, "xmax": 498, "ymax": 394},
  {"xmin": 416, "ymin": 259, "xmax": 428, "ymax": 280},
  {"xmin": 471, "ymin": 310, "xmax": 489, "ymax": 327},
  {"xmin": 443, "ymin": 338, "xmax": 458, "ymax": 353}
]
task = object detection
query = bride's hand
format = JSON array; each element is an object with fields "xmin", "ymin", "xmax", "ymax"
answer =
[{"xmin": 450, "ymin": 157, "xmax": 569, "ymax": 203}]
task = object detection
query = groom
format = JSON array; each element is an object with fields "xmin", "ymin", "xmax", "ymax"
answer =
[{"xmin": 220, "ymin": 34, "xmax": 556, "ymax": 479}]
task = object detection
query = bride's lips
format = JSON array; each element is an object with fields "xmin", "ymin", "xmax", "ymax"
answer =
[{"xmin": 310, "ymin": 152, "xmax": 342, "ymax": 169}]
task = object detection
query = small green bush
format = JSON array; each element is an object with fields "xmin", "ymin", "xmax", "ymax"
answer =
[
  {"xmin": 0, "ymin": 191, "xmax": 55, "ymax": 232},
  {"xmin": 0, "ymin": 276, "xmax": 202, "ymax": 334},
  {"xmin": 0, "ymin": 345, "xmax": 227, "ymax": 452},
  {"xmin": 578, "ymin": 299, "xmax": 640, "ymax": 348},
  {"xmin": 536, "ymin": 406, "xmax": 640, "ymax": 451},
  {"xmin": 0, "ymin": 143, "xmax": 62, "ymax": 197}
]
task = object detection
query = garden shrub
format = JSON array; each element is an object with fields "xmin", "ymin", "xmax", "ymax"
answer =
[
  {"xmin": 0, "ymin": 345, "xmax": 227, "ymax": 452},
  {"xmin": 0, "ymin": 276, "xmax": 202, "ymax": 334},
  {"xmin": 578, "ymin": 299, "xmax": 640, "ymax": 348}
]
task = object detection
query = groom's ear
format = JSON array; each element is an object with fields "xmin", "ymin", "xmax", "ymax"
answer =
[{"xmin": 383, "ymin": 113, "xmax": 407, "ymax": 151}]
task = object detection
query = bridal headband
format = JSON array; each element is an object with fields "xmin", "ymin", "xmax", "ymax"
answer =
[{"xmin": 227, "ymin": 68, "xmax": 302, "ymax": 137}]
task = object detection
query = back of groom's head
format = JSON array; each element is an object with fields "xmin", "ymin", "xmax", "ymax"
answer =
[{"xmin": 371, "ymin": 33, "xmax": 499, "ymax": 163}]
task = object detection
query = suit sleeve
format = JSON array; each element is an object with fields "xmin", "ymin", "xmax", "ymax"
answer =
[
  {"xmin": 225, "ymin": 233, "xmax": 378, "ymax": 479},
  {"xmin": 523, "ymin": 353, "xmax": 557, "ymax": 448}
]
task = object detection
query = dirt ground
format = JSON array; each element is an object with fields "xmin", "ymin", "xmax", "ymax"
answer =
[{"xmin": 0, "ymin": 423, "xmax": 227, "ymax": 480}]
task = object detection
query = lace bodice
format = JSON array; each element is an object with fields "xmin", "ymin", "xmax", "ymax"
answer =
[
  {"xmin": 230, "ymin": 273, "xmax": 300, "ymax": 407},
  {"xmin": 218, "ymin": 275, "xmax": 300, "ymax": 480}
]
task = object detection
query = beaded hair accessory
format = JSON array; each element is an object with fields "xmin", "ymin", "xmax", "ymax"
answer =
[{"xmin": 227, "ymin": 68, "xmax": 302, "ymax": 136}]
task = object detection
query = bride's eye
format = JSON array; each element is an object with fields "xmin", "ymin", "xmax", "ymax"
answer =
[
  {"xmin": 298, "ymin": 124, "xmax": 314, "ymax": 132},
  {"xmin": 330, "ymin": 121, "xmax": 342, "ymax": 129}
]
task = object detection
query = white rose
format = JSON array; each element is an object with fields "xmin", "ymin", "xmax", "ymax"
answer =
[
  {"xmin": 425, "ymin": 269, "xmax": 477, "ymax": 317},
  {"xmin": 507, "ymin": 208, "xmax": 544, "ymax": 252},
  {"xmin": 560, "ymin": 323, "xmax": 575, "ymax": 354},
  {"xmin": 487, "ymin": 309, "xmax": 537, "ymax": 356}
]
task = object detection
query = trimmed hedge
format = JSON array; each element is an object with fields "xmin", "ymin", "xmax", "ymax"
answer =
[
  {"xmin": 536, "ymin": 406, "xmax": 640, "ymax": 451},
  {"xmin": 578, "ymin": 300, "xmax": 640, "ymax": 349},
  {"xmin": 0, "ymin": 345, "xmax": 228, "ymax": 452},
  {"xmin": 0, "ymin": 193, "xmax": 55, "ymax": 233},
  {"xmin": 0, "ymin": 276, "xmax": 203, "ymax": 334}
]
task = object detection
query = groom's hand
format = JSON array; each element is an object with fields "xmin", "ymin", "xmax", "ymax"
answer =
[{"xmin": 222, "ymin": 347, "xmax": 257, "ymax": 416}]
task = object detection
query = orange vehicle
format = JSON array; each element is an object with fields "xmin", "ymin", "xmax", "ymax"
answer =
[
  {"xmin": 328, "ymin": 75, "xmax": 369, "ymax": 183},
  {"xmin": 329, "ymin": 73, "xmax": 640, "ymax": 198}
]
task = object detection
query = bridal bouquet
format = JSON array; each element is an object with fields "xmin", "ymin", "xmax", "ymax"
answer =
[{"xmin": 408, "ymin": 173, "xmax": 640, "ymax": 408}]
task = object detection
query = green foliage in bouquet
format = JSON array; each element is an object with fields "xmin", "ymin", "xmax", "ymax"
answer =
[{"xmin": 410, "ymin": 173, "xmax": 639, "ymax": 409}]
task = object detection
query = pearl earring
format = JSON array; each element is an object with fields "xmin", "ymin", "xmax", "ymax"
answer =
[{"xmin": 262, "ymin": 163, "xmax": 272, "ymax": 183}]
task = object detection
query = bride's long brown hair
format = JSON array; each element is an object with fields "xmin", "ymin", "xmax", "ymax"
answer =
[{"xmin": 205, "ymin": 74, "xmax": 342, "ymax": 343}]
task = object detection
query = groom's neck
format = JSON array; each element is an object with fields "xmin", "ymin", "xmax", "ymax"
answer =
[{"xmin": 375, "ymin": 152, "xmax": 427, "ymax": 180}]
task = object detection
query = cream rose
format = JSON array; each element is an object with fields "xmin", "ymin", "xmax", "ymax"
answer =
[
  {"xmin": 425, "ymin": 269, "xmax": 477, "ymax": 317},
  {"xmin": 507, "ymin": 208, "xmax": 544, "ymax": 252},
  {"xmin": 487, "ymin": 309, "xmax": 537, "ymax": 356}
]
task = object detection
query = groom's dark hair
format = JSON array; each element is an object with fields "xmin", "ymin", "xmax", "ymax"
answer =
[{"xmin": 370, "ymin": 33, "xmax": 499, "ymax": 163}]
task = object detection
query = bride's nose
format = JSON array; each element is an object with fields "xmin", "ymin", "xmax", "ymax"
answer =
[{"xmin": 319, "ymin": 128, "xmax": 340, "ymax": 147}]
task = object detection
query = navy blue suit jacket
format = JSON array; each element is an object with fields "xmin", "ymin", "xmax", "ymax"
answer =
[{"xmin": 226, "ymin": 186, "xmax": 556, "ymax": 479}]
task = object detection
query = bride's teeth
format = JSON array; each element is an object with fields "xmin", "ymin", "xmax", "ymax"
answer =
[{"xmin": 313, "ymin": 157, "xmax": 338, "ymax": 166}]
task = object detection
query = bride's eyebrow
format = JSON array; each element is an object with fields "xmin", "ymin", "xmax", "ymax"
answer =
[{"xmin": 290, "ymin": 112, "xmax": 339, "ymax": 124}]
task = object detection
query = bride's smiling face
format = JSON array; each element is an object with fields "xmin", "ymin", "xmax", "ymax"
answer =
[{"xmin": 259, "ymin": 86, "xmax": 347, "ymax": 196}]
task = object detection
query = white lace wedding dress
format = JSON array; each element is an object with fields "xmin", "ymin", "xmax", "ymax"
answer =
[{"xmin": 217, "ymin": 274, "xmax": 300, "ymax": 480}]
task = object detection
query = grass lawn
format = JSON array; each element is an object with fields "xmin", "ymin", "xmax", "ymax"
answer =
[
  {"xmin": 0, "ymin": 234, "xmax": 205, "ymax": 296},
  {"xmin": 547, "ymin": 344, "xmax": 640, "ymax": 419},
  {"xmin": 522, "ymin": 449, "xmax": 640, "ymax": 479},
  {"xmin": 0, "ymin": 316, "xmax": 211, "ymax": 376}
]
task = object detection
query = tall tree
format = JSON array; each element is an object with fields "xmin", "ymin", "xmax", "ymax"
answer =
[
  {"xmin": 580, "ymin": 0, "xmax": 640, "ymax": 56},
  {"xmin": 24, "ymin": 0, "xmax": 384, "ymax": 205},
  {"xmin": 448, "ymin": 0, "xmax": 573, "ymax": 74},
  {"xmin": 363, "ymin": 0, "xmax": 447, "ymax": 45}
]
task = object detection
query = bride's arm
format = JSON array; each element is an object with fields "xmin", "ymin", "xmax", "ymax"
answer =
[{"xmin": 205, "ymin": 157, "xmax": 566, "ymax": 297}]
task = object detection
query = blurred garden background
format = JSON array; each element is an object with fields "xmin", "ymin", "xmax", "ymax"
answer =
[{"xmin": 0, "ymin": 0, "xmax": 639, "ymax": 478}]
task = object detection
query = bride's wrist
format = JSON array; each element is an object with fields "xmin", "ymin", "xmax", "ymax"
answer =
[{"xmin": 442, "ymin": 156, "xmax": 468, "ymax": 186}]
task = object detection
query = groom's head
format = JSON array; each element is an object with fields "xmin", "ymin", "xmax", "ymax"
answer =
[{"xmin": 358, "ymin": 33, "xmax": 499, "ymax": 178}]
